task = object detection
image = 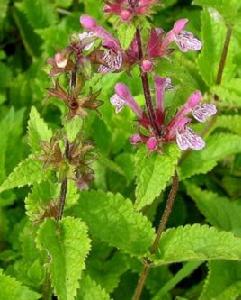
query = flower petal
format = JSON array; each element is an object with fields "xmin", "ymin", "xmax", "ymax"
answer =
[
  {"xmin": 110, "ymin": 94, "xmax": 125, "ymax": 113},
  {"xmin": 155, "ymin": 77, "xmax": 173, "ymax": 112},
  {"xmin": 80, "ymin": 15, "xmax": 120, "ymax": 51},
  {"xmin": 115, "ymin": 83, "xmax": 143, "ymax": 117},
  {"xmin": 79, "ymin": 32, "xmax": 95, "ymax": 51},
  {"xmin": 175, "ymin": 31, "xmax": 202, "ymax": 52},
  {"xmin": 98, "ymin": 49, "xmax": 122, "ymax": 73},
  {"xmin": 192, "ymin": 104, "xmax": 217, "ymax": 123},
  {"xmin": 173, "ymin": 19, "xmax": 189, "ymax": 34},
  {"xmin": 176, "ymin": 127, "xmax": 205, "ymax": 151},
  {"xmin": 182, "ymin": 90, "xmax": 202, "ymax": 114}
]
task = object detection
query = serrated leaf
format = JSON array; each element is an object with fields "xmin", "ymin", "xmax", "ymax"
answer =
[
  {"xmin": 17, "ymin": 0, "xmax": 57, "ymax": 29},
  {"xmin": 213, "ymin": 114, "xmax": 241, "ymax": 135},
  {"xmin": 0, "ymin": 156, "xmax": 49, "ymax": 193},
  {"xmin": 178, "ymin": 133, "xmax": 241, "ymax": 179},
  {"xmin": 28, "ymin": 106, "xmax": 52, "ymax": 152},
  {"xmin": 118, "ymin": 23, "xmax": 136, "ymax": 50},
  {"xmin": 13, "ymin": 8, "xmax": 42, "ymax": 57},
  {"xmin": 36, "ymin": 217, "xmax": 91, "ymax": 300},
  {"xmin": 135, "ymin": 144, "xmax": 180, "ymax": 210},
  {"xmin": 77, "ymin": 275, "xmax": 111, "ymax": 300},
  {"xmin": 87, "ymin": 252, "xmax": 129, "ymax": 293},
  {"xmin": 200, "ymin": 261, "xmax": 241, "ymax": 300},
  {"xmin": 0, "ymin": 269, "xmax": 40, "ymax": 300},
  {"xmin": 212, "ymin": 78, "xmax": 241, "ymax": 107},
  {"xmin": 153, "ymin": 224, "xmax": 241, "ymax": 265},
  {"xmin": 25, "ymin": 181, "xmax": 59, "ymax": 222},
  {"xmin": 69, "ymin": 190, "xmax": 155, "ymax": 256},
  {"xmin": 186, "ymin": 184, "xmax": 241, "ymax": 236}
]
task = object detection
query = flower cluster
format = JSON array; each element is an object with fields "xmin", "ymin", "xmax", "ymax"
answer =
[
  {"xmin": 79, "ymin": 16, "xmax": 201, "ymax": 74},
  {"xmin": 111, "ymin": 80, "xmax": 217, "ymax": 151},
  {"xmin": 103, "ymin": 0, "xmax": 158, "ymax": 22}
]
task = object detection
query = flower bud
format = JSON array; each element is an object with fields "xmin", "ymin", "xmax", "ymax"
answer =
[
  {"xmin": 120, "ymin": 9, "xmax": 132, "ymax": 22},
  {"xmin": 147, "ymin": 136, "xmax": 158, "ymax": 151},
  {"xmin": 130, "ymin": 134, "xmax": 142, "ymax": 144},
  {"xmin": 54, "ymin": 53, "xmax": 67, "ymax": 69},
  {"xmin": 141, "ymin": 60, "xmax": 153, "ymax": 72}
]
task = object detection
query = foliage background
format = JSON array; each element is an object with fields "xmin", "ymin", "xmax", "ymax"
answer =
[{"xmin": 0, "ymin": 0, "xmax": 241, "ymax": 299}]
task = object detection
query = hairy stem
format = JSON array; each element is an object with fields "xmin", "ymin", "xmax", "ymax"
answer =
[
  {"xmin": 216, "ymin": 25, "xmax": 232, "ymax": 86},
  {"xmin": 132, "ymin": 172, "xmax": 179, "ymax": 300},
  {"xmin": 57, "ymin": 177, "xmax": 68, "ymax": 221},
  {"xmin": 136, "ymin": 28, "xmax": 159, "ymax": 136},
  {"xmin": 57, "ymin": 68, "xmax": 77, "ymax": 221}
]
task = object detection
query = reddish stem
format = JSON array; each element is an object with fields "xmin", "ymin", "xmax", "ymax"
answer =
[{"xmin": 136, "ymin": 28, "xmax": 159, "ymax": 136}]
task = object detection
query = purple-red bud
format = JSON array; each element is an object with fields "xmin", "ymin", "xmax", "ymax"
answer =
[
  {"xmin": 130, "ymin": 134, "xmax": 142, "ymax": 144},
  {"xmin": 121, "ymin": 9, "xmax": 132, "ymax": 22},
  {"xmin": 147, "ymin": 136, "xmax": 158, "ymax": 151},
  {"xmin": 141, "ymin": 60, "xmax": 153, "ymax": 72}
]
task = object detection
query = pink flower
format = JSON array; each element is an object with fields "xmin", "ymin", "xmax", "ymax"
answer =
[
  {"xmin": 111, "ymin": 83, "xmax": 144, "ymax": 117},
  {"xmin": 110, "ymin": 80, "xmax": 217, "ymax": 152},
  {"xmin": 165, "ymin": 91, "xmax": 217, "ymax": 150},
  {"xmin": 163, "ymin": 19, "xmax": 202, "ymax": 52},
  {"xmin": 147, "ymin": 19, "xmax": 202, "ymax": 60}
]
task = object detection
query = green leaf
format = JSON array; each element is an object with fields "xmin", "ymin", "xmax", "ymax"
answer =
[
  {"xmin": 153, "ymin": 261, "xmax": 202, "ymax": 300},
  {"xmin": 65, "ymin": 116, "xmax": 83, "ymax": 143},
  {"xmin": 0, "ymin": 269, "xmax": 40, "ymax": 300},
  {"xmin": 25, "ymin": 181, "xmax": 59, "ymax": 222},
  {"xmin": 69, "ymin": 190, "xmax": 155, "ymax": 256},
  {"xmin": 28, "ymin": 106, "xmax": 52, "ymax": 152},
  {"xmin": 0, "ymin": 156, "xmax": 49, "ymax": 193},
  {"xmin": 0, "ymin": 0, "xmax": 9, "ymax": 25},
  {"xmin": 186, "ymin": 184, "xmax": 241, "ymax": 236},
  {"xmin": 13, "ymin": 8, "xmax": 42, "ymax": 57},
  {"xmin": 200, "ymin": 261, "xmax": 241, "ymax": 300},
  {"xmin": 153, "ymin": 224, "xmax": 241, "ymax": 265},
  {"xmin": 212, "ymin": 78, "xmax": 241, "ymax": 107},
  {"xmin": 178, "ymin": 133, "xmax": 241, "ymax": 179},
  {"xmin": 17, "ymin": 0, "xmax": 57, "ymax": 29},
  {"xmin": 135, "ymin": 144, "xmax": 180, "ymax": 210},
  {"xmin": 197, "ymin": 8, "xmax": 227, "ymax": 86},
  {"xmin": 117, "ymin": 23, "xmax": 136, "ymax": 50},
  {"xmin": 77, "ymin": 275, "xmax": 111, "ymax": 300},
  {"xmin": 213, "ymin": 114, "xmax": 241, "ymax": 135},
  {"xmin": 0, "ymin": 62, "xmax": 12, "ymax": 89},
  {"xmin": 36, "ymin": 217, "xmax": 91, "ymax": 300},
  {"xmin": 55, "ymin": 0, "xmax": 73, "ymax": 8},
  {"xmin": 193, "ymin": 0, "xmax": 241, "ymax": 23}
]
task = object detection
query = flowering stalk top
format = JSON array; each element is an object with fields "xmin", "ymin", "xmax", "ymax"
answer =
[
  {"xmin": 111, "ymin": 79, "xmax": 217, "ymax": 151},
  {"xmin": 103, "ymin": 0, "xmax": 158, "ymax": 22}
]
